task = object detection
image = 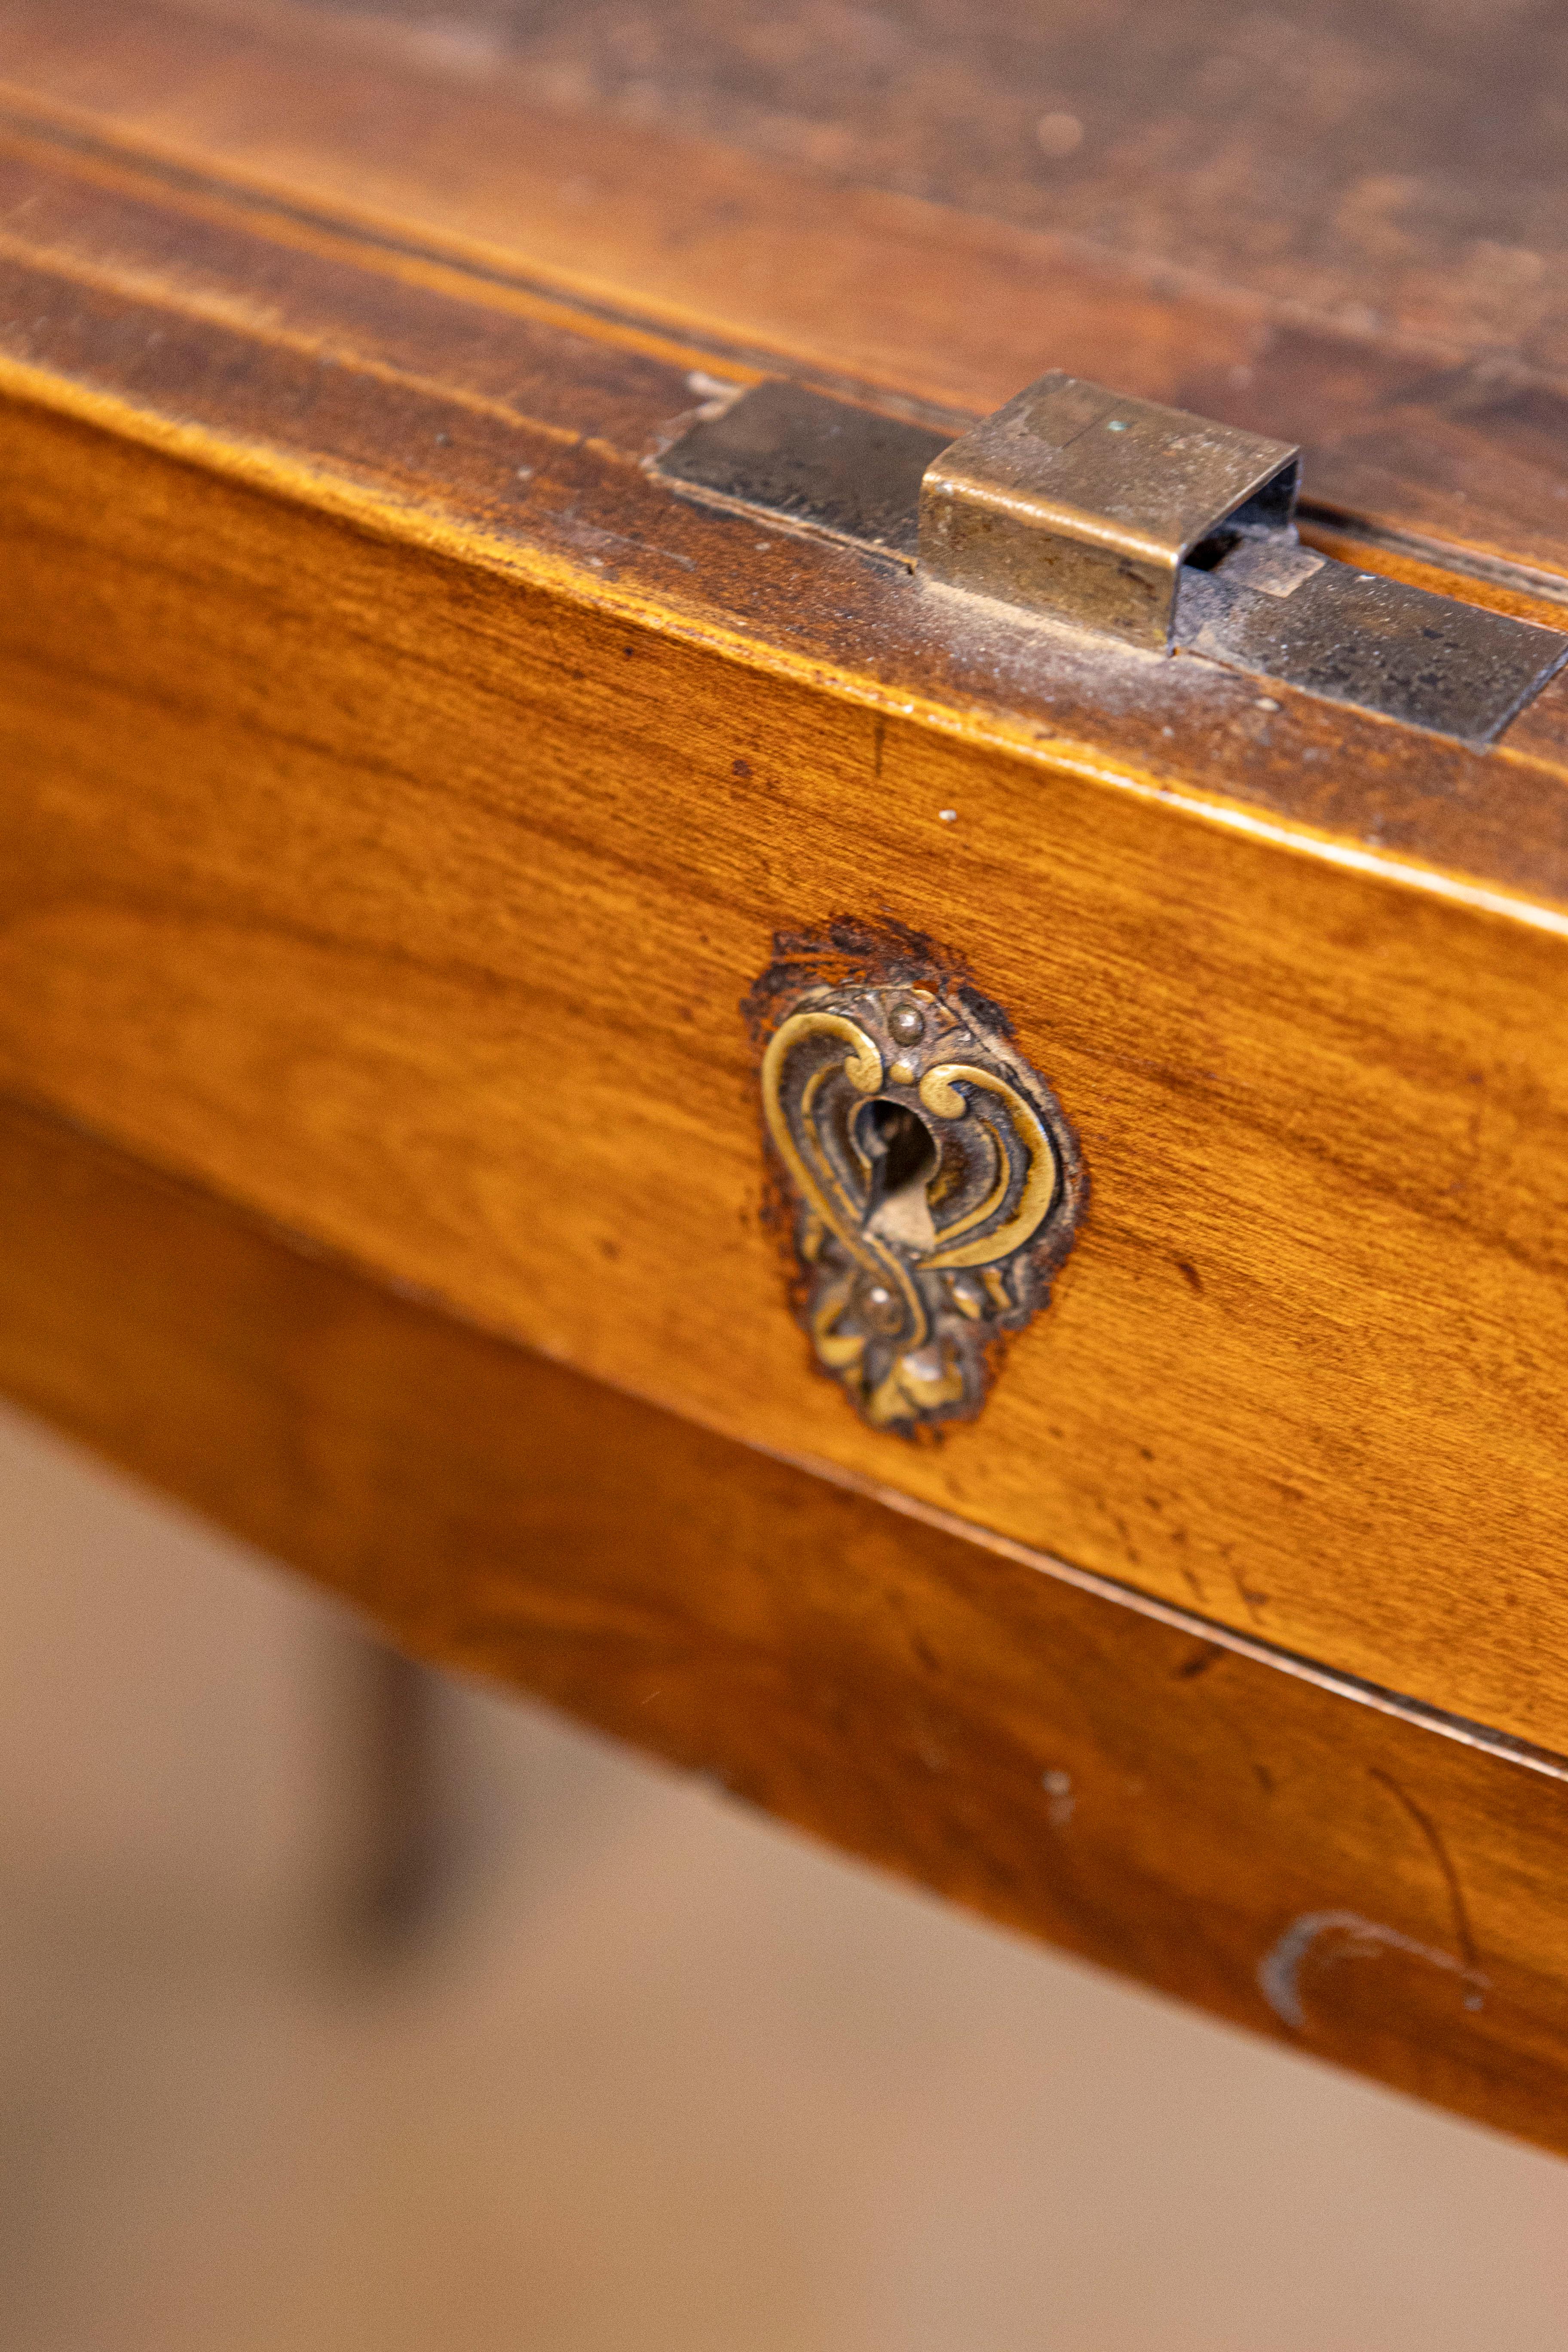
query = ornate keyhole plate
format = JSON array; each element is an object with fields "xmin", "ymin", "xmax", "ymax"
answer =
[{"xmin": 751, "ymin": 936, "xmax": 1085, "ymax": 1436}]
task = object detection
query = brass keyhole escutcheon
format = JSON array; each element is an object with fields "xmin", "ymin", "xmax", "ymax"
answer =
[{"xmin": 750, "ymin": 937, "xmax": 1086, "ymax": 1436}]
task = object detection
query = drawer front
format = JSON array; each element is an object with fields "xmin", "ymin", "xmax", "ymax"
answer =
[{"xmin": 4, "ymin": 385, "xmax": 1568, "ymax": 1752}]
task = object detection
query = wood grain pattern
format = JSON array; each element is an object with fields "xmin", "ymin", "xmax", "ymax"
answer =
[
  {"xmin": 10, "ymin": 0, "xmax": 1568, "ymax": 594},
  {"xmin": 6, "ymin": 8, "xmax": 1568, "ymax": 2145},
  {"xmin": 5, "ymin": 364, "xmax": 1568, "ymax": 1760},
  {"xmin": 2, "ymin": 1085, "xmax": 1566, "ymax": 2155},
  {"xmin": 282, "ymin": 0, "xmax": 1568, "ymax": 374},
  {"xmin": 5, "ymin": 121, "xmax": 1568, "ymax": 906},
  {"xmin": 4, "ymin": 15, "xmax": 1568, "ymax": 1857}
]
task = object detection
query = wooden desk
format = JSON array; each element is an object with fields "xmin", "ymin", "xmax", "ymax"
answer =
[{"xmin": 3, "ymin": 0, "xmax": 1568, "ymax": 2152}]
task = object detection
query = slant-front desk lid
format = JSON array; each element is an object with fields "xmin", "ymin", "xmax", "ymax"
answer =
[{"xmin": 5, "ymin": 0, "xmax": 1568, "ymax": 2152}]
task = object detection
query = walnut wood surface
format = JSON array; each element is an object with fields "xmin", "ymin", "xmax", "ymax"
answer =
[
  {"xmin": 6, "ymin": 355, "xmax": 1568, "ymax": 1759},
  {"xmin": 9, "ymin": 0, "xmax": 1568, "ymax": 592},
  {"xmin": 2, "ymin": 106, "xmax": 1568, "ymax": 906},
  {"xmin": 6, "ymin": 6, "xmax": 1568, "ymax": 2126},
  {"xmin": 3, "ymin": 95, "xmax": 1568, "ymax": 1755},
  {"xmin": 2, "ymin": 1086, "xmax": 1566, "ymax": 2156},
  {"xmin": 290, "ymin": 0, "xmax": 1568, "ymax": 377}
]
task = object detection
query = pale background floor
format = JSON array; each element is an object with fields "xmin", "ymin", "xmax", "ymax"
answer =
[{"xmin": 1, "ymin": 1400, "xmax": 1565, "ymax": 2351}]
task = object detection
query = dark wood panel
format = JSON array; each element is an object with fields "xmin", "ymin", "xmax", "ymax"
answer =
[
  {"xmin": 0, "ymin": 1087, "xmax": 1565, "ymax": 2154},
  {"xmin": 283, "ymin": 0, "xmax": 1568, "ymax": 376},
  {"xmin": 11, "ymin": 0, "xmax": 1568, "ymax": 595}
]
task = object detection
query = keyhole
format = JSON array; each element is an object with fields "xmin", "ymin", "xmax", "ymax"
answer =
[{"xmin": 864, "ymin": 1097, "xmax": 938, "ymax": 1203}]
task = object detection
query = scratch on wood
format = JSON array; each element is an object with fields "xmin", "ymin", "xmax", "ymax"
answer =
[
  {"xmin": 1369, "ymin": 1764, "xmax": 1481, "ymax": 1974},
  {"xmin": 1259, "ymin": 1911, "xmax": 1488, "ymax": 2031}
]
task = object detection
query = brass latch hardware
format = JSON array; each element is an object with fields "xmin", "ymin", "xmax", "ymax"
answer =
[
  {"xmin": 655, "ymin": 374, "xmax": 1568, "ymax": 746},
  {"xmin": 918, "ymin": 373, "xmax": 1298, "ymax": 653}
]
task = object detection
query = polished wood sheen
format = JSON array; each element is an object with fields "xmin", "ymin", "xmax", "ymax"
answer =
[
  {"xmin": 6, "ymin": 339, "xmax": 1568, "ymax": 1753},
  {"xmin": 6, "ymin": 0, "xmax": 1568, "ymax": 2147},
  {"xmin": 2, "ymin": 1090, "xmax": 1567, "ymax": 2157},
  {"xmin": 11, "ymin": 0, "xmax": 1568, "ymax": 585}
]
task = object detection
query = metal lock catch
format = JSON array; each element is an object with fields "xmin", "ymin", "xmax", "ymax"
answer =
[
  {"xmin": 917, "ymin": 372, "xmax": 1297, "ymax": 653},
  {"xmin": 655, "ymin": 370, "xmax": 1568, "ymax": 744}
]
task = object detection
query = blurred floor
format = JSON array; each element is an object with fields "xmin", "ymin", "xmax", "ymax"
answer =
[{"xmin": 0, "ymin": 1400, "xmax": 1565, "ymax": 2351}]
